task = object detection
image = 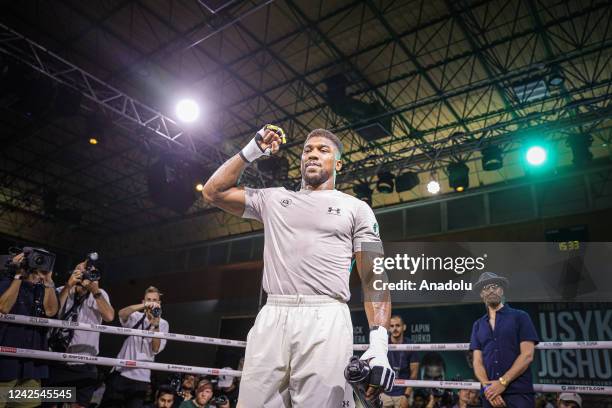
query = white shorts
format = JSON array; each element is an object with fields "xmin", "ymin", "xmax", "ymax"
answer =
[{"xmin": 237, "ymin": 294, "xmax": 355, "ymax": 408}]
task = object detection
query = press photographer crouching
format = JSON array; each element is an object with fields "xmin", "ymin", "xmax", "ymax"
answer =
[
  {"xmin": 45, "ymin": 252, "xmax": 115, "ymax": 408},
  {"xmin": 102, "ymin": 286, "xmax": 169, "ymax": 408},
  {"xmin": 0, "ymin": 248, "xmax": 59, "ymax": 406}
]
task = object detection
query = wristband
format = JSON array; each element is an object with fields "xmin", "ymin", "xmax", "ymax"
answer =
[
  {"xmin": 44, "ymin": 283, "xmax": 55, "ymax": 289},
  {"xmin": 368, "ymin": 326, "xmax": 389, "ymax": 354},
  {"xmin": 13, "ymin": 274, "xmax": 22, "ymax": 280}
]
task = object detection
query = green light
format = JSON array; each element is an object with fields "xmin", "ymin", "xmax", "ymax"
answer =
[{"xmin": 525, "ymin": 145, "xmax": 547, "ymax": 166}]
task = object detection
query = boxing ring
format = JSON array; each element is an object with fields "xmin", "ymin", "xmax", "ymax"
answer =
[{"xmin": 1, "ymin": 313, "xmax": 611, "ymax": 396}]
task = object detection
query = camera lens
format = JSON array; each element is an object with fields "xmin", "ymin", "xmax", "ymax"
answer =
[{"xmin": 34, "ymin": 255, "xmax": 44, "ymax": 265}]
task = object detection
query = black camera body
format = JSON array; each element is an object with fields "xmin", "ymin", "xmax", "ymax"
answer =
[
  {"xmin": 151, "ymin": 306, "xmax": 162, "ymax": 318},
  {"xmin": 211, "ymin": 395, "xmax": 229, "ymax": 407},
  {"xmin": 1, "ymin": 247, "xmax": 55, "ymax": 277},
  {"xmin": 82, "ymin": 252, "xmax": 100, "ymax": 281},
  {"xmin": 23, "ymin": 247, "xmax": 56, "ymax": 273}
]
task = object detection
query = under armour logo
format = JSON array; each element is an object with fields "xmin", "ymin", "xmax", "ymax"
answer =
[
  {"xmin": 342, "ymin": 401, "xmax": 350, "ymax": 407},
  {"xmin": 328, "ymin": 206, "xmax": 341, "ymax": 215}
]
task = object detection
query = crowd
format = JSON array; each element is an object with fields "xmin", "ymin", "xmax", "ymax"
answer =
[{"xmin": 0, "ymin": 249, "xmax": 587, "ymax": 408}]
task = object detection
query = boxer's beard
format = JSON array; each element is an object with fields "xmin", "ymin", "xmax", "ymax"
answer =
[{"xmin": 302, "ymin": 166, "xmax": 331, "ymax": 186}]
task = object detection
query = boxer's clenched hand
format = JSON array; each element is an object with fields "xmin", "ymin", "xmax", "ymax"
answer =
[
  {"xmin": 239, "ymin": 124, "xmax": 286, "ymax": 163},
  {"xmin": 360, "ymin": 326, "xmax": 395, "ymax": 398}
]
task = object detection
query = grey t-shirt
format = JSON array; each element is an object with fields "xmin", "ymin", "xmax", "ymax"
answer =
[{"xmin": 243, "ymin": 187, "xmax": 383, "ymax": 302}]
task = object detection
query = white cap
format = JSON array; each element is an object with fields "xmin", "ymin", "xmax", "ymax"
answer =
[
  {"xmin": 559, "ymin": 393, "xmax": 582, "ymax": 407},
  {"xmin": 217, "ymin": 368, "xmax": 234, "ymax": 388}
]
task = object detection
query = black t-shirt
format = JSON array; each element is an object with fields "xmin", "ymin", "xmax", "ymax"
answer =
[
  {"xmin": 0, "ymin": 277, "xmax": 49, "ymax": 381},
  {"xmin": 386, "ymin": 338, "xmax": 419, "ymax": 396}
]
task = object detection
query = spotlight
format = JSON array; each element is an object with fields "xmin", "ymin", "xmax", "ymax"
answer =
[
  {"xmin": 525, "ymin": 145, "xmax": 547, "ymax": 166},
  {"xmin": 87, "ymin": 114, "xmax": 105, "ymax": 145},
  {"xmin": 548, "ymin": 66, "xmax": 565, "ymax": 87},
  {"xmin": 353, "ymin": 183, "xmax": 373, "ymax": 205},
  {"xmin": 195, "ymin": 183, "xmax": 204, "ymax": 192},
  {"xmin": 395, "ymin": 172, "xmax": 420, "ymax": 193},
  {"xmin": 176, "ymin": 99, "xmax": 200, "ymax": 123},
  {"xmin": 376, "ymin": 172, "xmax": 395, "ymax": 193},
  {"xmin": 426, "ymin": 180, "xmax": 440, "ymax": 195},
  {"xmin": 567, "ymin": 133, "xmax": 593, "ymax": 166},
  {"xmin": 448, "ymin": 162, "xmax": 469, "ymax": 192},
  {"xmin": 481, "ymin": 145, "xmax": 503, "ymax": 171}
]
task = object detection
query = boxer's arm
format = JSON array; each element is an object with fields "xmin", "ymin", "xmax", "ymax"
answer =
[
  {"xmin": 201, "ymin": 154, "xmax": 249, "ymax": 217},
  {"xmin": 202, "ymin": 129, "xmax": 281, "ymax": 217},
  {"xmin": 355, "ymin": 251, "xmax": 391, "ymax": 328}
]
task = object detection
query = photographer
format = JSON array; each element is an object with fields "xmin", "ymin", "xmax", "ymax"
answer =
[
  {"xmin": 216, "ymin": 370, "xmax": 238, "ymax": 408},
  {"xmin": 102, "ymin": 286, "xmax": 169, "ymax": 408},
  {"xmin": 172, "ymin": 374, "xmax": 196, "ymax": 408},
  {"xmin": 45, "ymin": 257, "xmax": 114, "ymax": 407},
  {"xmin": 0, "ymin": 249, "xmax": 58, "ymax": 401}
]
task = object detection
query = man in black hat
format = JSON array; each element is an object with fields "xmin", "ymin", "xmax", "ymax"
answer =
[{"xmin": 469, "ymin": 272, "xmax": 539, "ymax": 408}]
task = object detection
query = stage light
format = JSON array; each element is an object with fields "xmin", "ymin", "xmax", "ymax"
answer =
[
  {"xmin": 525, "ymin": 145, "xmax": 547, "ymax": 166},
  {"xmin": 448, "ymin": 162, "xmax": 469, "ymax": 192},
  {"xmin": 481, "ymin": 145, "xmax": 503, "ymax": 171},
  {"xmin": 566, "ymin": 133, "xmax": 593, "ymax": 166},
  {"xmin": 195, "ymin": 183, "xmax": 204, "ymax": 192},
  {"xmin": 426, "ymin": 180, "xmax": 440, "ymax": 195},
  {"xmin": 87, "ymin": 114, "xmax": 105, "ymax": 145},
  {"xmin": 395, "ymin": 172, "xmax": 420, "ymax": 192},
  {"xmin": 376, "ymin": 172, "xmax": 395, "ymax": 193},
  {"xmin": 548, "ymin": 66, "xmax": 565, "ymax": 87},
  {"xmin": 353, "ymin": 183, "xmax": 373, "ymax": 205},
  {"xmin": 176, "ymin": 99, "xmax": 200, "ymax": 123}
]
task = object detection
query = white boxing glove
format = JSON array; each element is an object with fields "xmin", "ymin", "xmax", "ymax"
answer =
[{"xmin": 359, "ymin": 326, "xmax": 395, "ymax": 392}]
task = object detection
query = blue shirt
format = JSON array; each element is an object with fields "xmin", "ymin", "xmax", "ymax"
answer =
[
  {"xmin": 0, "ymin": 277, "xmax": 49, "ymax": 381},
  {"xmin": 469, "ymin": 305, "xmax": 539, "ymax": 394},
  {"xmin": 386, "ymin": 338, "xmax": 419, "ymax": 396}
]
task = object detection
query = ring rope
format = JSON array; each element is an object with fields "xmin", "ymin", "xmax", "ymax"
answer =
[
  {"xmin": 1, "ymin": 347, "xmax": 610, "ymax": 395},
  {"xmin": 2, "ymin": 314, "xmax": 611, "ymax": 351}
]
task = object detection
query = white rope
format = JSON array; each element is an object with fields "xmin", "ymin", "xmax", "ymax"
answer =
[
  {"xmin": 357, "ymin": 341, "xmax": 612, "ymax": 351},
  {"xmin": 2, "ymin": 314, "xmax": 611, "ymax": 351},
  {"xmin": 0, "ymin": 346, "xmax": 241, "ymax": 377},
  {"xmin": 1, "ymin": 347, "xmax": 611, "ymax": 395},
  {"xmin": 0, "ymin": 313, "xmax": 247, "ymax": 348},
  {"xmin": 393, "ymin": 379, "xmax": 612, "ymax": 395}
]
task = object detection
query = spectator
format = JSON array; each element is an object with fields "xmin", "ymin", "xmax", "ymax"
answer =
[
  {"xmin": 147, "ymin": 385, "xmax": 176, "ymax": 408},
  {"xmin": 173, "ymin": 374, "xmax": 196, "ymax": 408},
  {"xmin": 102, "ymin": 286, "xmax": 169, "ymax": 408},
  {"xmin": 178, "ymin": 383, "xmax": 214, "ymax": 408},
  {"xmin": 0, "ymin": 250, "xmax": 58, "ymax": 406},
  {"xmin": 557, "ymin": 393, "xmax": 581, "ymax": 408},
  {"xmin": 45, "ymin": 259, "xmax": 114, "ymax": 408},
  {"xmin": 452, "ymin": 385, "xmax": 480, "ymax": 408},
  {"xmin": 381, "ymin": 315, "xmax": 419, "ymax": 408}
]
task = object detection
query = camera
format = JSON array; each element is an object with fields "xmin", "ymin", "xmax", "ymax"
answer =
[
  {"xmin": 210, "ymin": 395, "xmax": 229, "ymax": 407},
  {"xmin": 151, "ymin": 306, "xmax": 162, "ymax": 318},
  {"xmin": 1, "ymin": 247, "xmax": 55, "ymax": 276},
  {"xmin": 82, "ymin": 252, "xmax": 101, "ymax": 281}
]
